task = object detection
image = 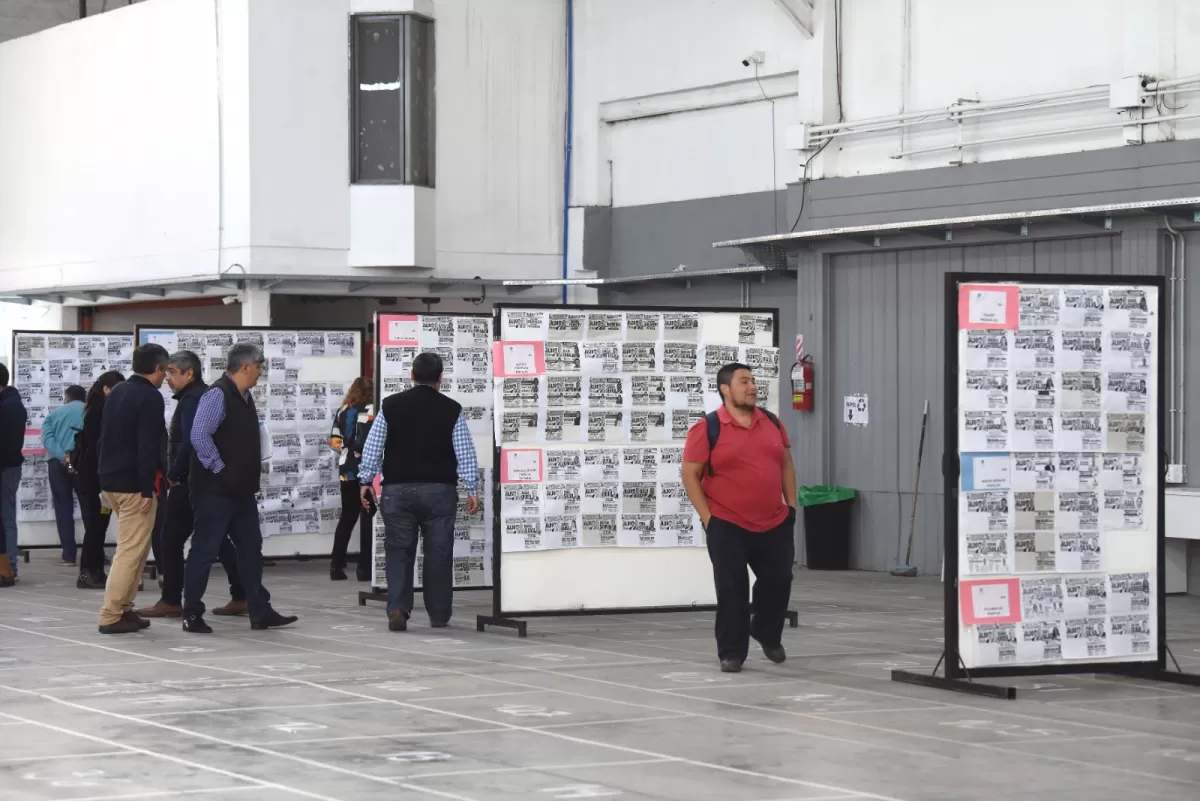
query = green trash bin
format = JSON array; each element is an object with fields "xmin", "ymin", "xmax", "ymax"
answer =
[{"xmin": 797, "ymin": 486, "xmax": 856, "ymax": 570}]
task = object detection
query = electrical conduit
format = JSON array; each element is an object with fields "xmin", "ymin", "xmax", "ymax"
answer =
[{"xmin": 560, "ymin": 0, "xmax": 575, "ymax": 304}]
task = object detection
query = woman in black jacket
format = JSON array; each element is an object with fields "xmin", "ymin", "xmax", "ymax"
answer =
[{"xmin": 76, "ymin": 371, "xmax": 125, "ymax": 589}]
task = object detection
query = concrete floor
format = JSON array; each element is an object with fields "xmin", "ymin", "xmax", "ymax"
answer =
[{"xmin": 2, "ymin": 557, "xmax": 1200, "ymax": 801}]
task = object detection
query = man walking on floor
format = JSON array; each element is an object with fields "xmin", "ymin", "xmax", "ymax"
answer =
[
  {"xmin": 138, "ymin": 351, "xmax": 248, "ymax": 619},
  {"xmin": 0, "ymin": 363, "xmax": 26, "ymax": 588},
  {"xmin": 182, "ymin": 343, "xmax": 296, "ymax": 633},
  {"xmin": 41, "ymin": 384, "xmax": 87, "ymax": 566},
  {"xmin": 358, "ymin": 351, "xmax": 478, "ymax": 632},
  {"xmin": 682, "ymin": 362, "xmax": 797, "ymax": 673},
  {"xmin": 96, "ymin": 344, "xmax": 169, "ymax": 633}
]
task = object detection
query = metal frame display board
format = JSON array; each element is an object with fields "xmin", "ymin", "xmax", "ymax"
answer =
[
  {"xmin": 477, "ymin": 302, "xmax": 798, "ymax": 637},
  {"xmin": 10, "ymin": 330, "xmax": 134, "ymax": 548},
  {"xmin": 134, "ymin": 324, "xmax": 366, "ymax": 560},
  {"xmin": 893, "ymin": 273, "xmax": 1200, "ymax": 700},
  {"xmin": 359, "ymin": 311, "xmax": 495, "ymax": 607}
]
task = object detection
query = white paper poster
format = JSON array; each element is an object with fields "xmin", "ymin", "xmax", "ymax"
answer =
[
  {"xmin": 843, "ymin": 394, "xmax": 868, "ymax": 426},
  {"xmin": 497, "ymin": 307, "xmax": 775, "ymax": 553}
]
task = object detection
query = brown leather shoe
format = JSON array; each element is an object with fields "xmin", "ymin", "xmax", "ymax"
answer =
[
  {"xmin": 212, "ymin": 599, "xmax": 248, "ymax": 616},
  {"xmin": 99, "ymin": 616, "xmax": 141, "ymax": 634},
  {"xmin": 137, "ymin": 601, "xmax": 182, "ymax": 618}
]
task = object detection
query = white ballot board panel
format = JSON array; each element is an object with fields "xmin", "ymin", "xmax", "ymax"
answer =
[
  {"xmin": 137, "ymin": 326, "xmax": 363, "ymax": 556},
  {"xmin": 11, "ymin": 331, "xmax": 134, "ymax": 537},
  {"xmin": 371, "ymin": 312, "xmax": 495, "ymax": 589},
  {"xmin": 950, "ymin": 279, "xmax": 1163, "ymax": 672},
  {"xmin": 493, "ymin": 304, "xmax": 780, "ymax": 614}
]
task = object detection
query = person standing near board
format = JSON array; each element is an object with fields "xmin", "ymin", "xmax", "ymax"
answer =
[
  {"xmin": 681, "ymin": 362, "xmax": 797, "ymax": 673},
  {"xmin": 328, "ymin": 376, "xmax": 375, "ymax": 582},
  {"xmin": 0, "ymin": 362, "xmax": 26, "ymax": 588},
  {"xmin": 182, "ymin": 343, "xmax": 297, "ymax": 634},
  {"xmin": 358, "ymin": 352, "xmax": 479, "ymax": 632},
  {"xmin": 40, "ymin": 384, "xmax": 87, "ymax": 566}
]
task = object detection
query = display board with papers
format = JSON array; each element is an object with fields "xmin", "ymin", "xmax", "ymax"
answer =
[
  {"xmin": 370, "ymin": 313, "xmax": 494, "ymax": 590},
  {"xmin": 136, "ymin": 326, "xmax": 364, "ymax": 552},
  {"xmin": 491, "ymin": 304, "xmax": 780, "ymax": 616},
  {"xmin": 949, "ymin": 277, "xmax": 1165, "ymax": 674},
  {"xmin": 11, "ymin": 331, "xmax": 134, "ymax": 526}
]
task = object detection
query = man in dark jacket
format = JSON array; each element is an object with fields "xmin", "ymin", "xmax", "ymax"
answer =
[
  {"xmin": 137, "ymin": 351, "xmax": 247, "ymax": 618},
  {"xmin": 0, "ymin": 362, "xmax": 27, "ymax": 587},
  {"xmin": 182, "ymin": 343, "xmax": 296, "ymax": 633},
  {"xmin": 96, "ymin": 344, "xmax": 168, "ymax": 633}
]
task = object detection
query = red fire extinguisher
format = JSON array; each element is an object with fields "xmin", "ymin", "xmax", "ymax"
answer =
[{"xmin": 791, "ymin": 356, "xmax": 813, "ymax": 411}]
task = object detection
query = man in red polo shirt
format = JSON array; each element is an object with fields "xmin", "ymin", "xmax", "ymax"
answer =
[{"xmin": 682, "ymin": 362, "xmax": 797, "ymax": 673}]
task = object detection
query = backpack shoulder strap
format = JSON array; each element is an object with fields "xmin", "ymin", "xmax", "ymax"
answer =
[
  {"xmin": 763, "ymin": 409, "xmax": 781, "ymax": 430},
  {"xmin": 705, "ymin": 411, "xmax": 721, "ymax": 476}
]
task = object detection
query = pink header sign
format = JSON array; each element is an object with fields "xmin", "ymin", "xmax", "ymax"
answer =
[
  {"xmin": 959, "ymin": 578, "xmax": 1022, "ymax": 625},
  {"xmin": 958, "ymin": 284, "xmax": 1019, "ymax": 330}
]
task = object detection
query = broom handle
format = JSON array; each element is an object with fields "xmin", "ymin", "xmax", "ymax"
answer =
[{"xmin": 904, "ymin": 400, "xmax": 929, "ymax": 566}]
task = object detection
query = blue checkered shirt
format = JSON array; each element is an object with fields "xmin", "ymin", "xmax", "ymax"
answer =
[{"xmin": 357, "ymin": 410, "xmax": 478, "ymax": 494}]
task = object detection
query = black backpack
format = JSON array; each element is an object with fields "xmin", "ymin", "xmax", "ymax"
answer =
[{"xmin": 704, "ymin": 409, "xmax": 781, "ymax": 476}]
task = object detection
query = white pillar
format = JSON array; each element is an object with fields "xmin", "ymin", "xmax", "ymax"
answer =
[{"xmin": 240, "ymin": 288, "xmax": 272, "ymax": 326}]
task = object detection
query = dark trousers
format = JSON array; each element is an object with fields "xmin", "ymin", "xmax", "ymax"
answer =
[
  {"xmin": 1, "ymin": 465, "xmax": 19, "ymax": 576},
  {"xmin": 47, "ymin": 458, "xmax": 77, "ymax": 562},
  {"xmin": 183, "ymin": 492, "xmax": 270, "ymax": 620},
  {"xmin": 705, "ymin": 514, "xmax": 795, "ymax": 662},
  {"xmin": 160, "ymin": 484, "xmax": 244, "ymax": 606},
  {"xmin": 331, "ymin": 479, "xmax": 373, "ymax": 569},
  {"xmin": 380, "ymin": 482, "xmax": 457, "ymax": 621},
  {"xmin": 77, "ymin": 480, "xmax": 111, "ymax": 574}
]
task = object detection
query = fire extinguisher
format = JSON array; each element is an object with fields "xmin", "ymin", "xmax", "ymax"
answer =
[{"xmin": 791, "ymin": 356, "xmax": 813, "ymax": 411}]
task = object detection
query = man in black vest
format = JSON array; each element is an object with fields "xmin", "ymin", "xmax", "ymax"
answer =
[
  {"xmin": 138, "ymin": 350, "xmax": 247, "ymax": 619},
  {"xmin": 182, "ymin": 343, "xmax": 297, "ymax": 633},
  {"xmin": 358, "ymin": 352, "xmax": 479, "ymax": 632}
]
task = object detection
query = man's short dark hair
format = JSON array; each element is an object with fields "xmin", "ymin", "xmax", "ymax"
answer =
[
  {"xmin": 132, "ymin": 343, "xmax": 170, "ymax": 375},
  {"xmin": 715, "ymin": 362, "xmax": 753, "ymax": 402},
  {"xmin": 169, "ymin": 350, "xmax": 203, "ymax": 379},
  {"xmin": 412, "ymin": 352, "xmax": 444, "ymax": 384},
  {"xmin": 64, "ymin": 385, "xmax": 86, "ymax": 403},
  {"xmin": 0, "ymin": 363, "xmax": 8, "ymax": 387}
]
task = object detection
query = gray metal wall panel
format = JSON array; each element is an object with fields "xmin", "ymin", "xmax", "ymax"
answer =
[
  {"xmin": 1034, "ymin": 236, "xmax": 1115, "ymax": 275},
  {"xmin": 790, "ymin": 140, "xmax": 1200, "ymax": 231},
  {"xmin": 605, "ymin": 190, "xmax": 787, "ymax": 278},
  {"xmin": 829, "ymin": 252, "xmax": 898, "ymax": 570}
]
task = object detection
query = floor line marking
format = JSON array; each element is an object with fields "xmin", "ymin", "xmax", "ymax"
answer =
[
  {"xmin": 0, "ymin": 711, "xmax": 345, "ymax": 801},
  {"xmin": 0, "ymin": 750, "xmax": 130, "ymax": 764},
  {"xmin": 46, "ymin": 788, "xmax": 259, "ymax": 801},
  {"xmin": 0, "ymin": 623, "xmax": 909, "ymax": 801}
]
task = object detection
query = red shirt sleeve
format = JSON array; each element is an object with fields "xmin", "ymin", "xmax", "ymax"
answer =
[{"xmin": 682, "ymin": 418, "xmax": 710, "ymax": 463}]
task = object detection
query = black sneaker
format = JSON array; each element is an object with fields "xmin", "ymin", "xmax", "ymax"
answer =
[
  {"xmin": 99, "ymin": 617, "xmax": 142, "ymax": 634},
  {"xmin": 355, "ymin": 568, "xmax": 370, "ymax": 582},
  {"xmin": 0, "ymin": 576, "xmax": 14, "ymax": 588},
  {"xmin": 250, "ymin": 610, "xmax": 298, "ymax": 630},
  {"xmin": 750, "ymin": 630, "xmax": 786, "ymax": 664},
  {"xmin": 330, "ymin": 567, "xmax": 348, "ymax": 581},
  {"xmin": 182, "ymin": 614, "xmax": 213, "ymax": 634},
  {"xmin": 76, "ymin": 571, "xmax": 107, "ymax": 590},
  {"xmin": 388, "ymin": 611, "xmax": 407, "ymax": 632},
  {"xmin": 719, "ymin": 658, "xmax": 744, "ymax": 673},
  {"xmin": 429, "ymin": 620, "xmax": 449, "ymax": 629},
  {"xmin": 121, "ymin": 611, "xmax": 151, "ymax": 630}
]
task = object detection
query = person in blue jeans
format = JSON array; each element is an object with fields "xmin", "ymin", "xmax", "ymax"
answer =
[
  {"xmin": 0, "ymin": 363, "xmax": 28, "ymax": 587},
  {"xmin": 181, "ymin": 343, "xmax": 297, "ymax": 634},
  {"xmin": 40, "ymin": 384, "xmax": 87, "ymax": 565},
  {"xmin": 358, "ymin": 352, "xmax": 479, "ymax": 632}
]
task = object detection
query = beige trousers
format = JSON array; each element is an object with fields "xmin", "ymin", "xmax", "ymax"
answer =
[{"xmin": 98, "ymin": 491, "xmax": 157, "ymax": 625}]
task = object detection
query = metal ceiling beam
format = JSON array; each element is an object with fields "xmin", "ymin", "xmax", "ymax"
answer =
[{"xmin": 713, "ymin": 195, "xmax": 1200, "ymax": 250}]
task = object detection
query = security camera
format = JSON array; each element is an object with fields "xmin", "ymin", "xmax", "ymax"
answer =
[
  {"xmin": 221, "ymin": 295, "xmax": 239, "ymax": 305},
  {"xmin": 742, "ymin": 51, "xmax": 765, "ymax": 68}
]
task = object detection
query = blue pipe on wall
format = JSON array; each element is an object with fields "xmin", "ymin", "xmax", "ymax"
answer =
[{"xmin": 560, "ymin": 0, "xmax": 575, "ymax": 304}]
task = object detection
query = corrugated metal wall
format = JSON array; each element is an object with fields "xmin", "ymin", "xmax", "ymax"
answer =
[{"xmin": 823, "ymin": 233, "xmax": 1155, "ymax": 573}]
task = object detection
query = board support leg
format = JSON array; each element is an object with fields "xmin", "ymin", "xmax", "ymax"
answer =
[
  {"xmin": 358, "ymin": 589, "xmax": 387, "ymax": 607},
  {"xmin": 786, "ymin": 610, "xmax": 799, "ymax": 628},
  {"xmin": 20, "ymin": 550, "xmax": 29, "ymax": 563},
  {"xmin": 477, "ymin": 615, "xmax": 527, "ymax": 637}
]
